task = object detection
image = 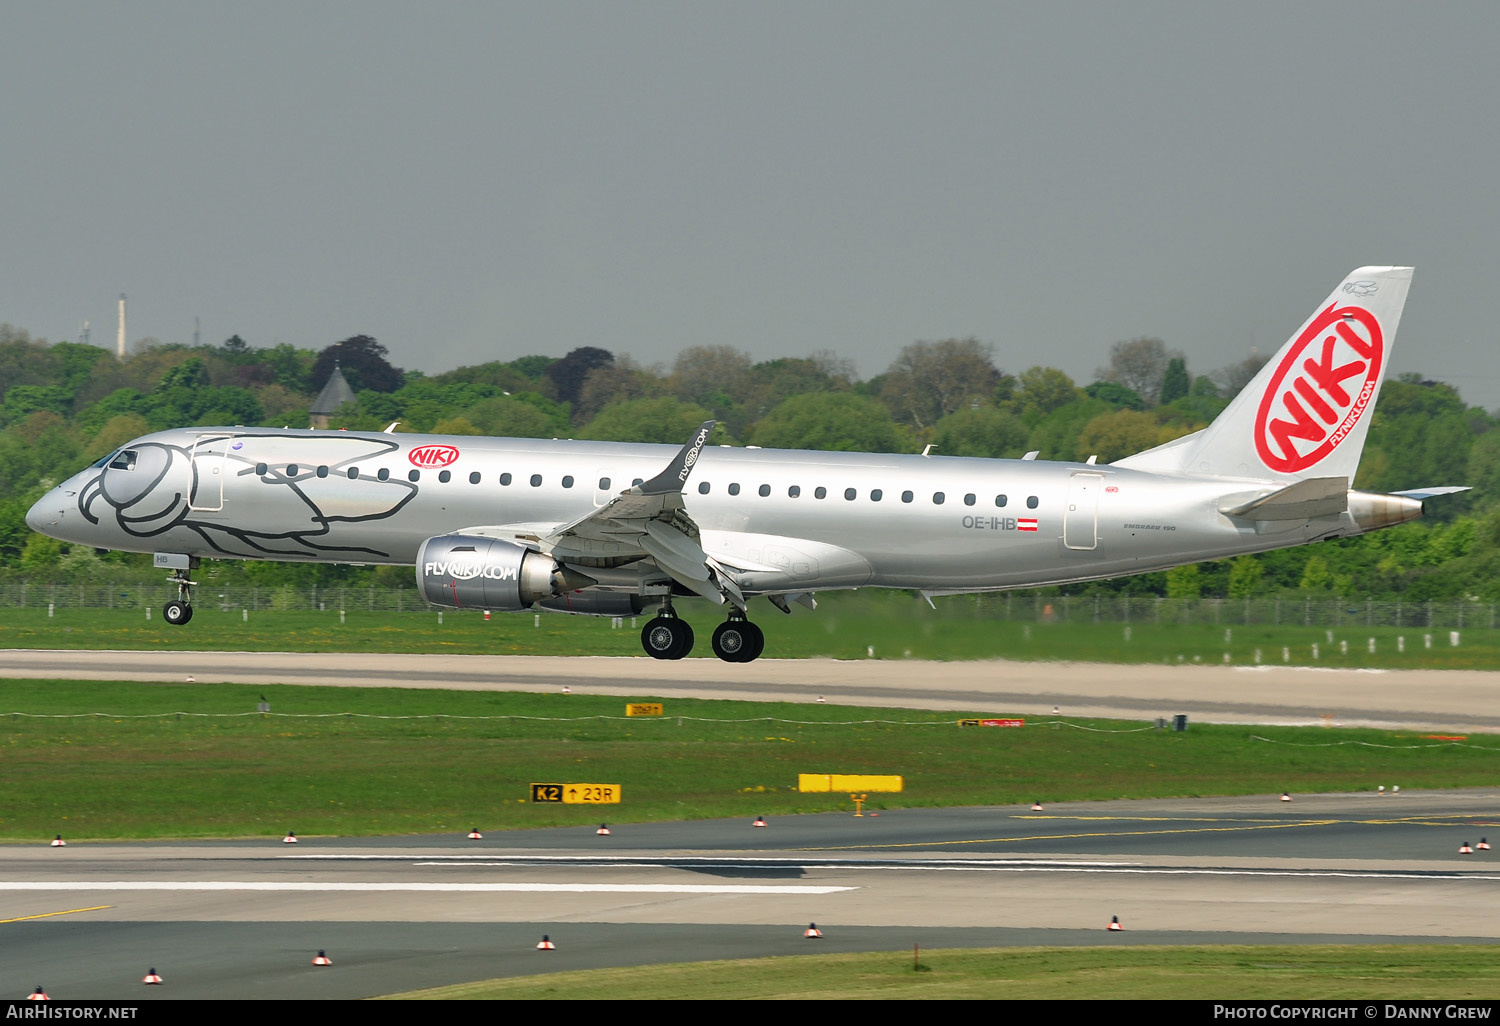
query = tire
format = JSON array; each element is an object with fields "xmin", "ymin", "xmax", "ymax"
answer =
[
  {"xmin": 164, "ymin": 601, "xmax": 193, "ymax": 626},
  {"xmin": 673, "ymin": 621, "xmax": 694, "ymax": 659},
  {"xmin": 741, "ymin": 621, "xmax": 764, "ymax": 662},
  {"xmin": 641, "ymin": 617, "xmax": 678, "ymax": 659},
  {"xmin": 642, "ymin": 616, "xmax": 693, "ymax": 659},
  {"xmin": 712, "ymin": 621, "xmax": 751, "ymax": 662}
]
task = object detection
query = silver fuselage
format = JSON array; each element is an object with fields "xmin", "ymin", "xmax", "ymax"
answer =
[{"xmin": 28, "ymin": 427, "xmax": 1397, "ymax": 598}]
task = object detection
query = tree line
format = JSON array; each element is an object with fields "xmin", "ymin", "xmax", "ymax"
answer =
[{"xmin": 2, "ymin": 324, "xmax": 1496, "ymax": 603}]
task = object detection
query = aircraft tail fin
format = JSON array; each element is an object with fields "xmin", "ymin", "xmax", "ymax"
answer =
[{"xmin": 1113, "ymin": 266, "xmax": 1413, "ymax": 483}]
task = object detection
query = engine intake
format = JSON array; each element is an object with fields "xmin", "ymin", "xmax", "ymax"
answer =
[{"xmin": 416, "ymin": 535, "xmax": 592, "ymax": 610}]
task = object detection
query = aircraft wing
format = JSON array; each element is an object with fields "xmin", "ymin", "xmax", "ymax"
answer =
[{"xmin": 540, "ymin": 421, "xmax": 746, "ymax": 608}]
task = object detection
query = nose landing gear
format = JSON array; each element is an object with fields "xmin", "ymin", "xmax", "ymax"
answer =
[{"xmin": 160, "ymin": 559, "xmax": 199, "ymax": 626}]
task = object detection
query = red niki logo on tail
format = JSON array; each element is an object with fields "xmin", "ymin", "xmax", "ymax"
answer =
[
  {"xmin": 409, "ymin": 444, "xmax": 460, "ymax": 469},
  {"xmin": 1253, "ymin": 304, "xmax": 1383, "ymax": 474}
]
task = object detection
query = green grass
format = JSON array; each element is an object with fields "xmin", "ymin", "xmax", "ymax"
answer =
[
  {"xmin": 5, "ymin": 593, "xmax": 1499, "ymax": 667},
  {"xmin": 383, "ymin": 945, "xmax": 1500, "ymax": 1000},
  {"xmin": 1, "ymin": 678, "xmax": 1496, "ymax": 840}
]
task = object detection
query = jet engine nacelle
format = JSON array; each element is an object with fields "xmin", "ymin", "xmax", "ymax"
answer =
[
  {"xmin": 538, "ymin": 592, "xmax": 647, "ymax": 617},
  {"xmin": 416, "ymin": 535, "xmax": 591, "ymax": 610}
]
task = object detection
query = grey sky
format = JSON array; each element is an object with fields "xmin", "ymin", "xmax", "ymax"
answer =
[{"xmin": 5, "ymin": 2, "xmax": 1499, "ymax": 407}]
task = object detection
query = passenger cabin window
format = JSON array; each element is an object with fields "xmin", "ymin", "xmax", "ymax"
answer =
[
  {"xmin": 933, "ymin": 492, "xmax": 945, "ymax": 505},
  {"xmin": 698, "ymin": 482, "xmax": 710, "ymax": 494},
  {"xmin": 901, "ymin": 490, "xmax": 913, "ymax": 503},
  {"xmin": 377, "ymin": 468, "xmax": 390, "ymax": 481},
  {"xmin": 256, "ymin": 463, "xmax": 268, "ymax": 476},
  {"xmin": 317, "ymin": 466, "xmax": 329, "ymax": 479},
  {"xmin": 964, "ymin": 493, "xmax": 975, "ymax": 506},
  {"xmin": 348, "ymin": 468, "xmax": 359, "ymax": 480},
  {"xmin": 788, "ymin": 485, "xmax": 801, "ymax": 497},
  {"xmin": 758, "ymin": 484, "xmax": 770, "ymax": 497},
  {"xmin": 814, "ymin": 486, "xmax": 827, "ymax": 499},
  {"xmin": 1027, "ymin": 495, "xmax": 1039, "ymax": 509},
  {"xmin": 500, "ymin": 473, "xmax": 512, "ymax": 485},
  {"xmin": 562, "ymin": 475, "xmax": 574, "ymax": 488},
  {"xmin": 728, "ymin": 483, "xmax": 741, "ymax": 496},
  {"xmin": 109, "ymin": 450, "xmax": 138, "ymax": 471},
  {"xmin": 632, "ymin": 478, "xmax": 643, "ymax": 486},
  {"xmin": 408, "ymin": 470, "xmax": 420, "ymax": 482},
  {"xmin": 844, "ymin": 487, "xmax": 856, "ymax": 501},
  {"xmin": 530, "ymin": 474, "xmax": 542, "ymax": 487},
  {"xmin": 469, "ymin": 472, "xmax": 481, "ymax": 484},
  {"xmin": 287, "ymin": 464, "xmax": 299, "ymax": 477},
  {"xmin": 598, "ymin": 477, "xmax": 611, "ymax": 490},
  {"xmin": 438, "ymin": 470, "xmax": 451, "ymax": 483},
  {"xmin": 871, "ymin": 489, "xmax": 883, "ymax": 501},
  {"xmin": 995, "ymin": 494, "xmax": 1007, "ymax": 507}
]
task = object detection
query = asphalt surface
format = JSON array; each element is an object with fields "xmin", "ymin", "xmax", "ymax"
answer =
[
  {"xmin": 4, "ymin": 649, "xmax": 1500, "ymax": 730},
  {"xmin": 5, "ymin": 792, "xmax": 1500, "ymax": 999},
  {"xmin": 3, "ymin": 651, "xmax": 1500, "ymax": 999}
]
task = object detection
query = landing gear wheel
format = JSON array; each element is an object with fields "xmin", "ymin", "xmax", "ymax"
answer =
[
  {"xmin": 712, "ymin": 619, "xmax": 765, "ymax": 663},
  {"xmin": 742, "ymin": 621, "xmax": 764, "ymax": 662},
  {"xmin": 641, "ymin": 616, "xmax": 693, "ymax": 660},
  {"xmin": 163, "ymin": 600, "xmax": 194, "ymax": 626},
  {"xmin": 712, "ymin": 621, "xmax": 752, "ymax": 662}
]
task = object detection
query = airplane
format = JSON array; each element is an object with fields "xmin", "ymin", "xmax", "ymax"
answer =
[{"xmin": 26, "ymin": 266, "xmax": 1461, "ymax": 663}]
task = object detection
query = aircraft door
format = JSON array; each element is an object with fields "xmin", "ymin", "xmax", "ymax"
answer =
[
  {"xmin": 1063, "ymin": 472, "xmax": 1103, "ymax": 551},
  {"xmin": 189, "ymin": 433, "xmax": 234, "ymax": 512}
]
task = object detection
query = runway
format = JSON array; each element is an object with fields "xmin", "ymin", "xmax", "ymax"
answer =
[
  {"xmin": 4, "ymin": 650, "xmax": 1499, "ymax": 998},
  {"xmin": 4, "ymin": 791, "xmax": 1500, "ymax": 1000},
  {"xmin": 4, "ymin": 649, "xmax": 1500, "ymax": 731}
]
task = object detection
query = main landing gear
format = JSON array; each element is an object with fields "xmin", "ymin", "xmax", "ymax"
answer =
[
  {"xmin": 711, "ymin": 615, "xmax": 764, "ymax": 663},
  {"xmin": 162, "ymin": 566, "xmax": 196, "ymax": 626},
  {"xmin": 640, "ymin": 602, "xmax": 764, "ymax": 663},
  {"xmin": 640, "ymin": 603, "xmax": 694, "ymax": 660}
]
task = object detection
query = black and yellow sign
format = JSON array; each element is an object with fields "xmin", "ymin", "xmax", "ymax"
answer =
[
  {"xmin": 626, "ymin": 703, "xmax": 664, "ymax": 717},
  {"xmin": 531, "ymin": 782, "xmax": 621, "ymax": 804}
]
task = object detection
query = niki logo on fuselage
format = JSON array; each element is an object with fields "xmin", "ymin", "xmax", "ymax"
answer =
[
  {"xmin": 409, "ymin": 444, "xmax": 460, "ymax": 469},
  {"xmin": 1254, "ymin": 304, "xmax": 1383, "ymax": 474}
]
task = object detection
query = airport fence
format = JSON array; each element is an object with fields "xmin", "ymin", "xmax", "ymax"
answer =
[
  {"xmin": 0, "ymin": 578, "xmax": 1496, "ymax": 630},
  {"xmin": 966, "ymin": 592, "xmax": 1499, "ymax": 630},
  {"xmin": 0, "ymin": 579, "xmax": 427, "ymax": 614}
]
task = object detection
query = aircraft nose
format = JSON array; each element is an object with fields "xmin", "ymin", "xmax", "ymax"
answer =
[{"xmin": 26, "ymin": 491, "xmax": 64, "ymax": 533}]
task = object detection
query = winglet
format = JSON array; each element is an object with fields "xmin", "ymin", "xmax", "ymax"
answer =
[{"xmin": 637, "ymin": 421, "xmax": 715, "ymax": 496}]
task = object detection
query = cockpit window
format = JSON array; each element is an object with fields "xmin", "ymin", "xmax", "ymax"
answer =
[{"xmin": 109, "ymin": 450, "xmax": 138, "ymax": 471}]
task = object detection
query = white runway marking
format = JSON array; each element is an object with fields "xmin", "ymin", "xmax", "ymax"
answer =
[{"xmin": 0, "ymin": 881, "xmax": 855, "ymax": 895}]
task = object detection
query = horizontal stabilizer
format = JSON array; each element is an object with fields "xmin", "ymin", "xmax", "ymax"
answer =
[{"xmin": 1220, "ymin": 477, "xmax": 1348, "ymax": 520}]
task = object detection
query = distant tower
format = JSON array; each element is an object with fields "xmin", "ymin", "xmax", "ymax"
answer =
[
  {"xmin": 193, "ymin": 316, "xmax": 200, "ymax": 348},
  {"xmin": 309, "ymin": 362, "xmax": 357, "ymax": 429},
  {"xmin": 117, "ymin": 294, "xmax": 127, "ymax": 359},
  {"xmin": 79, "ymin": 320, "xmax": 90, "ymax": 346}
]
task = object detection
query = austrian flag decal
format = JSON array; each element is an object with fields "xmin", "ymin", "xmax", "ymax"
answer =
[
  {"xmin": 408, "ymin": 444, "xmax": 460, "ymax": 469},
  {"xmin": 1017, "ymin": 518, "xmax": 1038, "ymax": 532},
  {"xmin": 1254, "ymin": 304, "xmax": 1383, "ymax": 474}
]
